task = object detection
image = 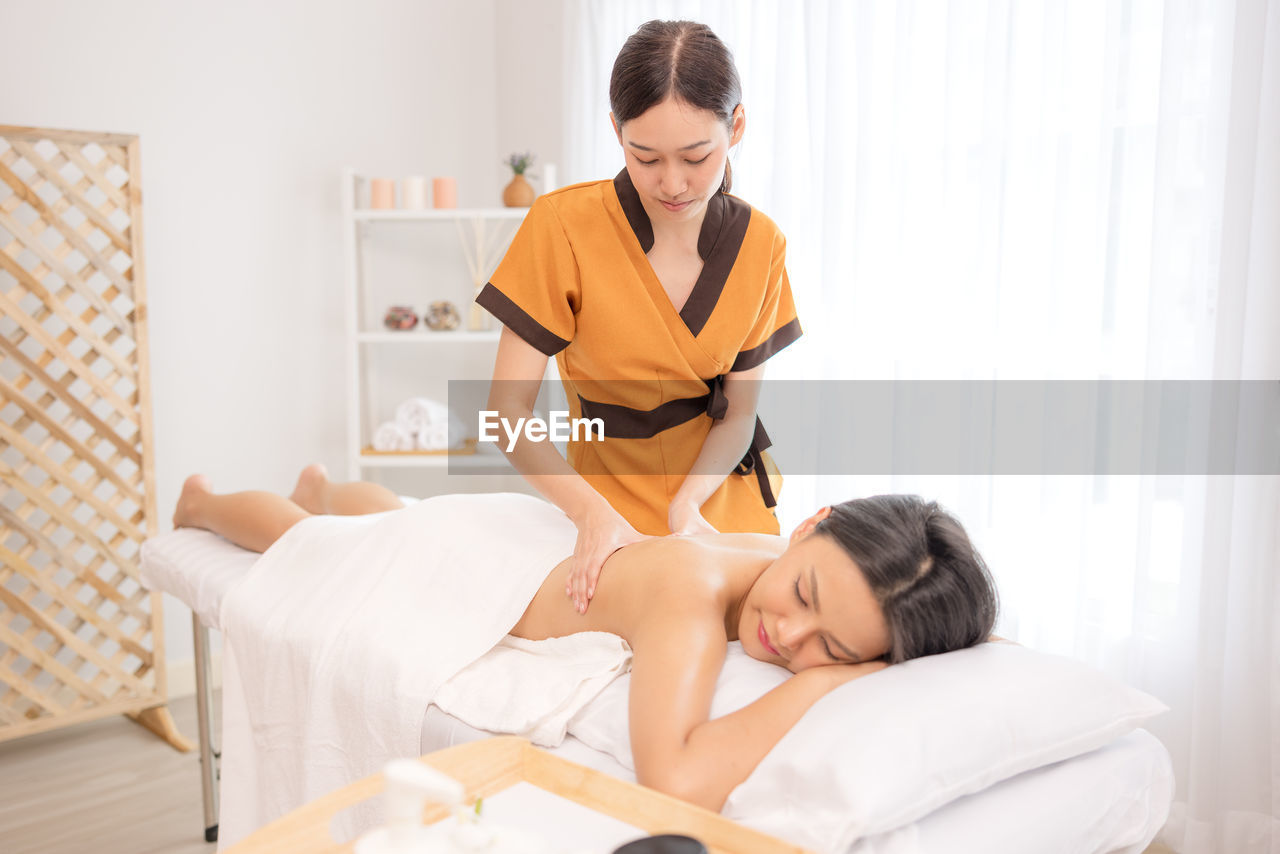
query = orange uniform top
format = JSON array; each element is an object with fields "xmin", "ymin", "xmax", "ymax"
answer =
[{"xmin": 477, "ymin": 170, "xmax": 801, "ymax": 536}]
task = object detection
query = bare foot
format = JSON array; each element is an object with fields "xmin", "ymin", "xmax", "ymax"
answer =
[
  {"xmin": 173, "ymin": 474, "xmax": 212, "ymax": 529},
  {"xmin": 288, "ymin": 463, "xmax": 330, "ymax": 515}
]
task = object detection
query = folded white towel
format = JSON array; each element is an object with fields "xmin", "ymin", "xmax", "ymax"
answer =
[
  {"xmin": 372, "ymin": 420, "xmax": 415, "ymax": 452},
  {"xmin": 433, "ymin": 632, "xmax": 632, "ymax": 746}
]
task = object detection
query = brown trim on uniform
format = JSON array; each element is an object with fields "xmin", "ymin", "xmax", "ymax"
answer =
[
  {"xmin": 611, "ymin": 169, "xmax": 752, "ymax": 338},
  {"xmin": 577, "ymin": 394, "xmax": 709, "ymax": 439},
  {"xmin": 733, "ymin": 417, "xmax": 777, "ymax": 508},
  {"xmin": 577, "ymin": 375, "xmax": 726, "ymax": 439},
  {"xmin": 474, "ymin": 282, "xmax": 571, "ymax": 356},
  {"xmin": 613, "ymin": 169, "xmax": 654, "ymax": 252},
  {"xmin": 730, "ymin": 317, "xmax": 804, "ymax": 372},
  {"xmin": 681, "ymin": 192, "xmax": 751, "ymax": 336},
  {"xmin": 576, "ymin": 376, "xmax": 778, "ymax": 509}
]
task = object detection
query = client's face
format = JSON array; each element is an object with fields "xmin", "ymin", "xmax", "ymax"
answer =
[{"xmin": 739, "ymin": 510, "xmax": 891, "ymax": 674}]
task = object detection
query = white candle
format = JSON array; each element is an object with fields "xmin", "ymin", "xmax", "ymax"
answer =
[
  {"xmin": 402, "ymin": 176, "xmax": 428, "ymax": 209},
  {"xmin": 542, "ymin": 163, "xmax": 557, "ymax": 195}
]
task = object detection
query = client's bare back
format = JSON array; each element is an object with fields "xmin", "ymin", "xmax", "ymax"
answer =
[{"xmin": 511, "ymin": 532, "xmax": 784, "ymax": 646}]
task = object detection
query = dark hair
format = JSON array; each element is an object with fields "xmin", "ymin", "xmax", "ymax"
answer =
[
  {"xmin": 609, "ymin": 20, "xmax": 742, "ymax": 192},
  {"xmin": 816, "ymin": 495, "xmax": 999, "ymax": 665}
]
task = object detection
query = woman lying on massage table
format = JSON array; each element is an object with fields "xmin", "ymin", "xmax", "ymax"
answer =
[{"xmin": 173, "ymin": 464, "xmax": 998, "ymax": 813}]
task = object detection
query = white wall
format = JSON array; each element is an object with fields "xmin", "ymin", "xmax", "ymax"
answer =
[
  {"xmin": 0, "ymin": 0, "xmax": 566, "ymax": 690},
  {"xmin": 493, "ymin": 0, "xmax": 569, "ymax": 190}
]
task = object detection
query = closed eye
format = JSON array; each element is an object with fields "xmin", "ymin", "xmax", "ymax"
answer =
[
  {"xmin": 635, "ymin": 154, "xmax": 710, "ymax": 166},
  {"xmin": 798, "ymin": 578, "xmax": 842, "ymax": 661}
]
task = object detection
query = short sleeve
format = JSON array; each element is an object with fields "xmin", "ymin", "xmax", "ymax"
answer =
[
  {"xmin": 730, "ymin": 233, "xmax": 802, "ymax": 372},
  {"xmin": 476, "ymin": 197, "xmax": 580, "ymax": 356}
]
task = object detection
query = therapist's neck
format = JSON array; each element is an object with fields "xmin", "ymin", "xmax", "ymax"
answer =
[{"xmin": 647, "ymin": 204, "xmax": 709, "ymax": 250}]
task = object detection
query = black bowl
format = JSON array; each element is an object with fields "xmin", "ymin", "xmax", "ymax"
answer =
[{"xmin": 611, "ymin": 834, "xmax": 709, "ymax": 854}]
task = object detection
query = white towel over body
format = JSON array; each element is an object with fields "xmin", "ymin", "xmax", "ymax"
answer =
[{"xmin": 216, "ymin": 493, "xmax": 588, "ymax": 848}]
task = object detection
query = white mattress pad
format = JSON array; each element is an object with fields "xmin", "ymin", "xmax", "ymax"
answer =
[
  {"xmin": 140, "ymin": 527, "xmax": 257, "ymax": 630},
  {"xmin": 139, "ymin": 496, "xmax": 423, "ymax": 629}
]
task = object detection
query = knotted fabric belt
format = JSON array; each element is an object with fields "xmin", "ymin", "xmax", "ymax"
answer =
[{"xmin": 576, "ymin": 374, "xmax": 777, "ymax": 508}]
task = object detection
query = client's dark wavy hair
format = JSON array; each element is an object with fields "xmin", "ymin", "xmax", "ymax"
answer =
[{"xmin": 816, "ymin": 495, "xmax": 998, "ymax": 664}]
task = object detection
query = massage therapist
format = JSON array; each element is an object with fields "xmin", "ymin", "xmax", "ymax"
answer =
[{"xmin": 479, "ymin": 20, "xmax": 801, "ymax": 613}]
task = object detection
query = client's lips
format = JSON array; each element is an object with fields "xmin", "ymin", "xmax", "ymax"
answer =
[{"xmin": 758, "ymin": 620, "xmax": 780, "ymax": 657}]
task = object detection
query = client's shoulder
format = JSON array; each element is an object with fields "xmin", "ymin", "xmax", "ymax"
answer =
[
  {"xmin": 619, "ymin": 531, "xmax": 784, "ymax": 566},
  {"xmin": 607, "ymin": 533, "xmax": 784, "ymax": 603}
]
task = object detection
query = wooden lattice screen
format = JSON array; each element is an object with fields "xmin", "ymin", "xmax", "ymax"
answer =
[{"xmin": 0, "ymin": 125, "xmax": 188, "ymax": 750}]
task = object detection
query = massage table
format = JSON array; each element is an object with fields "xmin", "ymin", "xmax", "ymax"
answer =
[{"xmin": 139, "ymin": 522, "xmax": 1174, "ymax": 854}]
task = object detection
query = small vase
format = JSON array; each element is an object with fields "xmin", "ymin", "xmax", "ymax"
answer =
[{"xmin": 503, "ymin": 174, "xmax": 535, "ymax": 207}]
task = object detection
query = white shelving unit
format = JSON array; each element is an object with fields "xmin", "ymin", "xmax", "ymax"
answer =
[
  {"xmin": 355, "ymin": 330, "xmax": 502, "ymax": 345},
  {"xmin": 340, "ymin": 168, "xmax": 528, "ymax": 481}
]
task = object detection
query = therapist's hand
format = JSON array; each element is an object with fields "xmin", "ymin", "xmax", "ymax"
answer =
[
  {"xmin": 567, "ymin": 503, "xmax": 648, "ymax": 614},
  {"xmin": 668, "ymin": 498, "xmax": 718, "ymax": 536}
]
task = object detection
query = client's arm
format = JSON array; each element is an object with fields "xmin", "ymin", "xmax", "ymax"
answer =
[{"xmin": 627, "ymin": 600, "xmax": 884, "ymax": 812}]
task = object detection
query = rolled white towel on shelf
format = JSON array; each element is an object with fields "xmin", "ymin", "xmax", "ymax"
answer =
[
  {"xmin": 372, "ymin": 421, "xmax": 415, "ymax": 452},
  {"xmin": 396, "ymin": 396, "xmax": 469, "ymax": 450},
  {"xmin": 416, "ymin": 423, "xmax": 451, "ymax": 452},
  {"xmin": 395, "ymin": 397, "xmax": 451, "ymax": 435}
]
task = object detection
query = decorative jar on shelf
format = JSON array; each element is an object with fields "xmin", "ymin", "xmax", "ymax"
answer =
[
  {"xmin": 383, "ymin": 305, "xmax": 418, "ymax": 330},
  {"xmin": 502, "ymin": 174, "xmax": 535, "ymax": 207},
  {"xmin": 502, "ymin": 151, "xmax": 536, "ymax": 207},
  {"xmin": 424, "ymin": 301, "xmax": 461, "ymax": 331}
]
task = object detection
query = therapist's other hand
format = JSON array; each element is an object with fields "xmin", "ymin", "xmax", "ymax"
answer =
[
  {"xmin": 567, "ymin": 504, "xmax": 647, "ymax": 614},
  {"xmin": 668, "ymin": 498, "xmax": 718, "ymax": 537}
]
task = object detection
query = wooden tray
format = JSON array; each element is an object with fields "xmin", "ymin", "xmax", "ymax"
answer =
[
  {"xmin": 361, "ymin": 437, "xmax": 479, "ymax": 456},
  {"xmin": 227, "ymin": 737, "xmax": 813, "ymax": 854}
]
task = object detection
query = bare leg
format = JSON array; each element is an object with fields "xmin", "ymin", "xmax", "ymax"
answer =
[
  {"xmin": 288, "ymin": 463, "xmax": 404, "ymax": 516},
  {"xmin": 173, "ymin": 474, "xmax": 310, "ymax": 553}
]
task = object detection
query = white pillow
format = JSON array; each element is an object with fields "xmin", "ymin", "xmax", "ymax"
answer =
[
  {"xmin": 566, "ymin": 641, "xmax": 1167, "ymax": 850},
  {"xmin": 568, "ymin": 642, "xmax": 787, "ymax": 770}
]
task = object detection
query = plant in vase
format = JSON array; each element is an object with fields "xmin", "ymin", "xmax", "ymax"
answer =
[{"xmin": 502, "ymin": 151, "xmax": 536, "ymax": 207}]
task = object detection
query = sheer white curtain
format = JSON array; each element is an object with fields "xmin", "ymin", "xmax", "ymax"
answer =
[{"xmin": 567, "ymin": 1, "xmax": 1279, "ymax": 851}]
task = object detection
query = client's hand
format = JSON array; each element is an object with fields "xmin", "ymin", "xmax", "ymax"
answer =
[
  {"xmin": 567, "ymin": 503, "xmax": 648, "ymax": 614},
  {"xmin": 668, "ymin": 498, "xmax": 718, "ymax": 536}
]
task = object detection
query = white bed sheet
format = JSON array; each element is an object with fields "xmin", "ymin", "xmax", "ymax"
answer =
[{"xmin": 140, "ymin": 527, "xmax": 1172, "ymax": 854}]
